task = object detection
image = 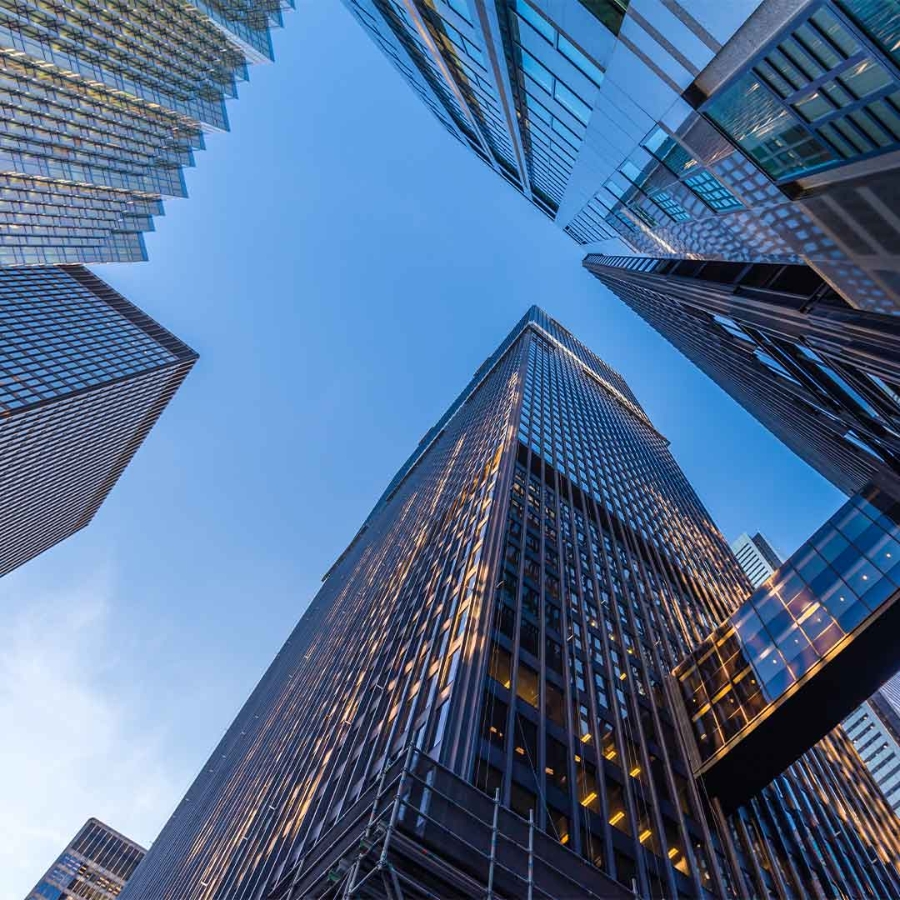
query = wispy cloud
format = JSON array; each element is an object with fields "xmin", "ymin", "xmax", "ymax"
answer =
[{"xmin": 0, "ymin": 565, "xmax": 181, "ymax": 900}]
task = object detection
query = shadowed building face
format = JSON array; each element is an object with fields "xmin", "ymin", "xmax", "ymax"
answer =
[{"xmin": 0, "ymin": 265, "xmax": 197, "ymax": 576}]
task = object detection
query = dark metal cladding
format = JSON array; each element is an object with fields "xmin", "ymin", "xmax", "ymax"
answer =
[{"xmin": 122, "ymin": 309, "xmax": 900, "ymax": 900}]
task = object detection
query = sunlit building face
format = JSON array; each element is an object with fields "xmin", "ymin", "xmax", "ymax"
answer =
[{"xmin": 121, "ymin": 307, "xmax": 900, "ymax": 900}]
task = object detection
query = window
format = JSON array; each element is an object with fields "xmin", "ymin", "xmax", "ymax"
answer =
[
  {"xmin": 546, "ymin": 681, "xmax": 566, "ymax": 725},
  {"xmin": 514, "ymin": 0, "xmax": 605, "ymax": 87},
  {"xmin": 517, "ymin": 661, "xmax": 540, "ymax": 706},
  {"xmin": 575, "ymin": 0, "xmax": 627, "ymax": 36},
  {"xmin": 488, "ymin": 642, "xmax": 512, "ymax": 688},
  {"xmin": 481, "ymin": 692, "xmax": 508, "ymax": 748},
  {"xmin": 545, "ymin": 736, "xmax": 569, "ymax": 790}
]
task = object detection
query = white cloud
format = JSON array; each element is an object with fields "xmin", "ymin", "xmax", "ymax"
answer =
[{"xmin": 0, "ymin": 566, "xmax": 181, "ymax": 900}]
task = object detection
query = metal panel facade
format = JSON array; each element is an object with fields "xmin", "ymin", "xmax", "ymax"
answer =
[{"xmin": 344, "ymin": 0, "xmax": 900, "ymax": 313}]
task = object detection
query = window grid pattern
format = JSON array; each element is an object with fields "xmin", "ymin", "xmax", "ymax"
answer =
[
  {"xmin": 508, "ymin": 0, "xmax": 603, "ymax": 207},
  {"xmin": 677, "ymin": 488, "xmax": 900, "ymax": 761},
  {"xmin": 120, "ymin": 309, "xmax": 900, "ymax": 900},
  {"xmin": 0, "ymin": 1, "xmax": 290, "ymax": 265},
  {"xmin": 0, "ymin": 265, "xmax": 196, "ymax": 576},
  {"xmin": 26, "ymin": 819, "xmax": 146, "ymax": 900},
  {"xmin": 584, "ymin": 253, "xmax": 900, "ymax": 496},
  {"xmin": 704, "ymin": 0, "xmax": 900, "ymax": 183},
  {"xmin": 0, "ymin": 269, "xmax": 177, "ymax": 412}
]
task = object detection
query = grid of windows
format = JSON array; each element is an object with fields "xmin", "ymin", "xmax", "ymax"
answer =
[
  {"xmin": 121, "ymin": 308, "xmax": 900, "ymax": 900},
  {"xmin": 0, "ymin": 1, "xmax": 290, "ymax": 265},
  {"xmin": 704, "ymin": 0, "xmax": 900, "ymax": 183},
  {"xmin": 0, "ymin": 265, "xmax": 196, "ymax": 576},
  {"xmin": 0, "ymin": 269, "xmax": 177, "ymax": 412},
  {"xmin": 677, "ymin": 487, "xmax": 900, "ymax": 761},
  {"xmin": 844, "ymin": 702, "xmax": 900, "ymax": 813},
  {"xmin": 26, "ymin": 819, "xmax": 146, "ymax": 900},
  {"xmin": 509, "ymin": 0, "xmax": 603, "ymax": 207},
  {"xmin": 584, "ymin": 253, "xmax": 900, "ymax": 496}
]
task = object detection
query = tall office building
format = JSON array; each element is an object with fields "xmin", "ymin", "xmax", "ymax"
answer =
[
  {"xmin": 732, "ymin": 532, "xmax": 782, "ymax": 587},
  {"xmin": 0, "ymin": 0, "xmax": 291, "ymax": 267},
  {"xmin": 123, "ymin": 308, "xmax": 899, "ymax": 900},
  {"xmin": 345, "ymin": 0, "xmax": 900, "ymax": 314},
  {"xmin": 584, "ymin": 253, "xmax": 900, "ymax": 496},
  {"xmin": 0, "ymin": 265, "xmax": 197, "ymax": 576},
  {"xmin": 26, "ymin": 818, "xmax": 145, "ymax": 900}
]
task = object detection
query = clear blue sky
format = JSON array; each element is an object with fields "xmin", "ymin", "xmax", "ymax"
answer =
[{"xmin": 0, "ymin": 4, "xmax": 843, "ymax": 896}]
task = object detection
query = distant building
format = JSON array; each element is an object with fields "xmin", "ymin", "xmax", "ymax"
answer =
[
  {"xmin": 731, "ymin": 532, "xmax": 782, "ymax": 587},
  {"xmin": 122, "ymin": 307, "xmax": 900, "ymax": 900},
  {"xmin": 25, "ymin": 818, "xmax": 145, "ymax": 900},
  {"xmin": 844, "ymin": 696, "xmax": 900, "ymax": 816},
  {"xmin": 0, "ymin": 266, "xmax": 196, "ymax": 576},
  {"xmin": 346, "ymin": 0, "xmax": 900, "ymax": 313},
  {"xmin": 0, "ymin": 1, "xmax": 292, "ymax": 266}
]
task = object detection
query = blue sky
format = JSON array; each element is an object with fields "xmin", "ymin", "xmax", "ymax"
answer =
[{"xmin": 1, "ymin": 4, "xmax": 843, "ymax": 896}]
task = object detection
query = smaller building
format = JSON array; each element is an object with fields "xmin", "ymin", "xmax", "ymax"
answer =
[
  {"xmin": 844, "ymin": 696, "xmax": 900, "ymax": 816},
  {"xmin": 25, "ymin": 818, "xmax": 145, "ymax": 900},
  {"xmin": 732, "ymin": 532, "xmax": 782, "ymax": 587}
]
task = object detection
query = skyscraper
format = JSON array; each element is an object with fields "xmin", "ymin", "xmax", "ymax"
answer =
[
  {"xmin": 583, "ymin": 252, "xmax": 900, "ymax": 496},
  {"xmin": 0, "ymin": 265, "xmax": 197, "ymax": 576},
  {"xmin": 0, "ymin": 0, "xmax": 291, "ymax": 266},
  {"xmin": 122, "ymin": 307, "xmax": 899, "ymax": 900},
  {"xmin": 345, "ymin": 0, "xmax": 900, "ymax": 313},
  {"xmin": 26, "ymin": 818, "xmax": 145, "ymax": 900},
  {"xmin": 731, "ymin": 532, "xmax": 783, "ymax": 587}
]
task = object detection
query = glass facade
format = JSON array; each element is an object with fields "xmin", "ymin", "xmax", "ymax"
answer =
[
  {"xmin": 583, "ymin": 253, "xmax": 900, "ymax": 496},
  {"xmin": 676, "ymin": 486, "xmax": 900, "ymax": 764},
  {"xmin": 345, "ymin": 0, "xmax": 900, "ymax": 314},
  {"xmin": 26, "ymin": 818, "xmax": 145, "ymax": 900},
  {"xmin": 705, "ymin": 1, "xmax": 900, "ymax": 182},
  {"xmin": 121, "ymin": 308, "xmax": 900, "ymax": 900},
  {"xmin": 0, "ymin": 1, "xmax": 291, "ymax": 266},
  {"xmin": 0, "ymin": 265, "xmax": 197, "ymax": 576}
]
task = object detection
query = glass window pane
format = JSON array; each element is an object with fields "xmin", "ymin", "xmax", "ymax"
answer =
[
  {"xmin": 515, "ymin": 0, "xmax": 555, "ymax": 43},
  {"xmin": 521, "ymin": 49, "xmax": 554, "ymax": 92},
  {"xmin": 557, "ymin": 34, "xmax": 604, "ymax": 87}
]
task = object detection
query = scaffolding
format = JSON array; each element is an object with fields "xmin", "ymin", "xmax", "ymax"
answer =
[{"xmin": 269, "ymin": 747, "xmax": 634, "ymax": 900}]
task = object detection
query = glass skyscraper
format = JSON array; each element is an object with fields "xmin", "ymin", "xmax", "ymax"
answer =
[
  {"xmin": 345, "ymin": 0, "xmax": 900, "ymax": 314},
  {"xmin": 26, "ymin": 818, "xmax": 145, "ymax": 900},
  {"xmin": 0, "ymin": 265, "xmax": 197, "ymax": 576},
  {"xmin": 122, "ymin": 308, "xmax": 899, "ymax": 900},
  {"xmin": 584, "ymin": 252, "xmax": 900, "ymax": 496},
  {"xmin": 0, "ymin": 0, "xmax": 291, "ymax": 266}
]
